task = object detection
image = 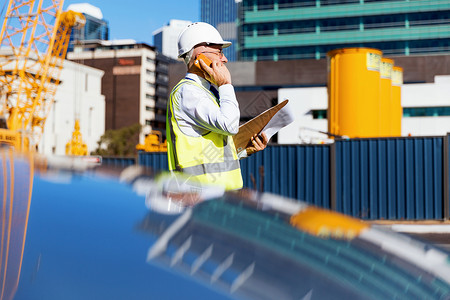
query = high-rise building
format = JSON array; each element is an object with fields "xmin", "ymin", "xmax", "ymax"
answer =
[
  {"xmin": 201, "ymin": 0, "xmax": 239, "ymax": 61},
  {"xmin": 67, "ymin": 3, "xmax": 109, "ymax": 52},
  {"xmin": 153, "ymin": 19, "xmax": 192, "ymax": 60},
  {"xmin": 68, "ymin": 41, "xmax": 173, "ymax": 144},
  {"xmin": 237, "ymin": 0, "xmax": 450, "ymax": 61}
]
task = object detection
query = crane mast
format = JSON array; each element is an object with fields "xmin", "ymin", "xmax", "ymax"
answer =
[{"xmin": 0, "ymin": 0, "xmax": 85, "ymax": 150}]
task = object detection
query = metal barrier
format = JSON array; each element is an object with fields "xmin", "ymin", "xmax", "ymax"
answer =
[
  {"xmin": 137, "ymin": 134, "xmax": 450, "ymax": 220},
  {"xmin": 136, "ymin": 146, "xmax": 330, "ymax": 209},
  {"xmin": 101, "ymin": 156, "xmax": 136, "ymax": 168},
  {"xmin": 137, "ymin": 152, "xmax": 168, "ymax": 171},
  {"xmin": 334, "ymin": 137, "xmax": 444, "ymax": 220},
  {"xmin": 240, "ymin": 145, "xmax": 331, "ymax": 208}
]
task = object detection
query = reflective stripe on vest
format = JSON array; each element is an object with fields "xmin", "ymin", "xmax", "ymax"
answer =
[{"xmin": 166, "ymin": 79, "xmax": 243, "ymax": 190}]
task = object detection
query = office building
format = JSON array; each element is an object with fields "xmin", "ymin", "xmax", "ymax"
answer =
[
  {"xmin": 68, "ymin": 41, "xmax": 172, "ymax": 144},
  {"xmin": 237, "ymin": 0, "xmax": 450, "ymax": 61},
  {"xmin": 66, "ymin": 3, "xmax": 109, "ymax": 52},
  {"xmin": 201, "ymin": 0, "xmax": 239, "ymax": 61},
  {"xmin": 153, "ymin": 19, "xmax": 192, "ymax": 60}
]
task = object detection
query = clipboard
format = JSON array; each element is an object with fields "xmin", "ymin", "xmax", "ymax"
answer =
[{"xmin": 233, "ymin": 99, "xmax": 289, "ymax": 152}]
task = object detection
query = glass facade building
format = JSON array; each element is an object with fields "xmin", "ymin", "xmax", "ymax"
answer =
[
  {"xmin": 69, "ymin": 13, "xmax": 109, "ymax": 52},
  {"xmin": 238, "ymin": 0, "xmax": 450, "ymax": 61},
  {"xmin": 201, "ymin": 0, "xmax": 239, "ymax": 61}
]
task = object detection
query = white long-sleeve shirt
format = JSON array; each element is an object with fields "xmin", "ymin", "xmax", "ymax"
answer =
[
  {"xmin": 171, "ymin": 73, "xmax": 240, "ymax": 137},
  {"xmin": 171, "ymin": 73, "xmax": 247, "ymax": 158}
]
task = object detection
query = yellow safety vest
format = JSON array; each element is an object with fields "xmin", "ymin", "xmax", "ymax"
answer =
[{"xmin": 166, "ymin": 79, "xmax": 243, "ymax": 190}]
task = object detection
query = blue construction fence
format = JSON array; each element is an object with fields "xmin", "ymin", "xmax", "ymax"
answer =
[
  {"xmin": 103, "ymin": 134, "xmax": 450, "ymax": 220},
  {"xmin": 101, "ymin": 156, "xmax": 136, "ymax": 168}
]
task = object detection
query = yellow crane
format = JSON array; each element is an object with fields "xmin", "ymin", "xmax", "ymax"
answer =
[{"xmin": 0, "ymin": 0, "xmax": 85, "ymax": 151}]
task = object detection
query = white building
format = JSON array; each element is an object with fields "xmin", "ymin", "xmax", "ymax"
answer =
[
  {"xmin": 278, "ymin": 75, "xmax": 450, "ymax": 144},
  {"xmin": 153, "ymin": 19, "xmax": 192, "ymax": 60},
  {"xmin": 39, "ymin": 60, "xmax": 105, "ymax": 155},
  {"xmin": 401, "ymin": 76, "xmax": 450, "ymax": 137}
]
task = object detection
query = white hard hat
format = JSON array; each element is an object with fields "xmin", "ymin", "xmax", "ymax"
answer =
[{"xmin": 177, "ymin": 22, "xmax": 231, "ymax": 58}]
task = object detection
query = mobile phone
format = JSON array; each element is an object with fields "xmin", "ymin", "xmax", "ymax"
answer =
[{"xmin": 194, "ymin": 53, "xmax": 212, "ymax": 71}]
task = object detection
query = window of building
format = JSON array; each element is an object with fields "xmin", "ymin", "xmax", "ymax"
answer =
[
  {"xmin": 321, "ymin": 17, "xmax": 359, "ymax": 32},
  {"xmin": 363, "ymin": 40, "xmax": 406, "ymax": 55},
  {"xmin": 257, "ymin": 23, "xmax": 274, "ymax": 36},
  {"xmin": 145, "ymin": 120, "xmax": 152, "ymax": 125},
  {"xmin": 278, "ymin": 20, "xmax": 315, "ymax": 35},
  {"xmin": 146, "ymin": 93, "xmax": 155, "ymax": 100},
  {"xmin": 278, "ymin": 46, "xmax": 317, "ymax": 60},
  {"xmin": 156, "ymin": 74, "xmax": 169, "ymax": 83},
  {"xmin": 146, "ymin": 57, "xmax": 154, "ymax": 63},
  {"xmin": 146, "ymin": 69, "xmax": 155, "ymax": 76},
  {"xmin": 242, "ymin": 24, "xmax": 255, "ymax": 37},
  {"xmin": 241, "ymin": 49, "xmax": 253, "ymax": 61},
  {"xmin": 157, "ymin": 86, "xmax": 168, "ymax": 94},
  {"xmin": 278, "ymin": 0, "xmax": 315, "ymax": 9},
  {"xmin": 365, "ymin": 0, "xmax": 406, "ymax": 2},
  {"xmin": 408, "ymin": 11, "xmax": 450, "ymax": 27},
  {"xmin": 242, "ymin": 0, "xmax": 254, "ymax": 11},
  {"xmin": 312, "ymin": 109, "xmax": 327, "ymax": 119},
  {"xmin": 364, "ymin": 14, "xmax": 404, "ymax": 30},
  {"xmin": 403, "ymin": 107, "xmax": 450, "ymax": 117},
  {"xmin": 255, "ymin": 48, "xmax": 275, "ymax": 60},
  {"xmin": 146, "ymin": 81, "xmax": 155, "ymax": 88},
  {"xmin": 145, "ymin": 106, "xmax": 154, "ymax": 112},
  {"xmin": 156, "ymin": 62, "xmax": 169, "ymax": 72},
  {"xmin": 321, "ymin": 0, "xmax": 359, "ymax": 6},
  {"xmin": 258, "ymin": 0, "xmax": 274, "ymax": 10},
  {"xmin": 408, "ymin": 39, "xmax": 450, "ymax": 55}
]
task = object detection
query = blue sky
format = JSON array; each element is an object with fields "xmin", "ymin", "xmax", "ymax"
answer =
[{"xmin": 63, "ymin": 0, "xmax": 199, "ymax": 45}]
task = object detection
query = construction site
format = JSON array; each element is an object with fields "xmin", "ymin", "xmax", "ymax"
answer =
[{"xmin": 1, "ymin": 0, "xmax": 450, "ymax": 299}]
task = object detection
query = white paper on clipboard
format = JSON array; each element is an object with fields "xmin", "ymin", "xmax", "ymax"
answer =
[{"xmin": 261, "ymin": 100, "xmax": 295, "ymax": 140}]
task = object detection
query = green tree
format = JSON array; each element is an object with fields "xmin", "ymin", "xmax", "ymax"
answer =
[{"xmin": 91, "ymin": 123, "xmax": 141, "ymax": 157}]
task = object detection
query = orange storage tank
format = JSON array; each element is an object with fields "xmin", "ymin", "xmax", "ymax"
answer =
[
  {"xmin": 391, "ymin": 66, "xmax": 403, "ymax": 136},
  {"xmin": 380, "ymin": 58, "xmax": 394, "ymax": 137},
  {"xmin": 327, "ymin": 48, "xmax": 382, "ymax": 138}
]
